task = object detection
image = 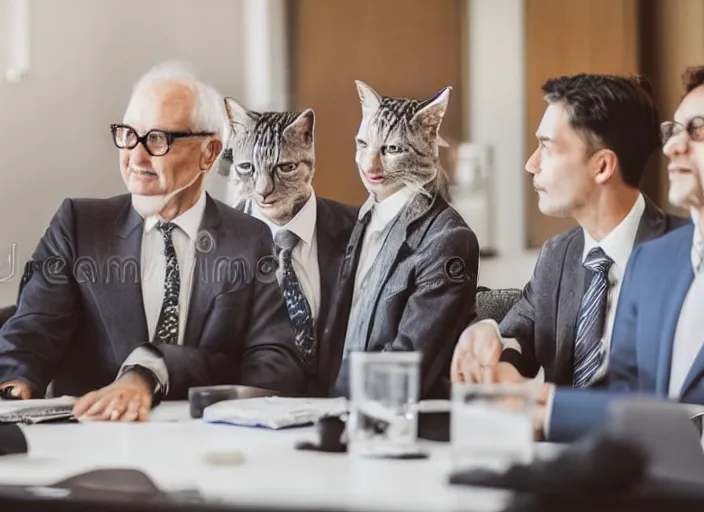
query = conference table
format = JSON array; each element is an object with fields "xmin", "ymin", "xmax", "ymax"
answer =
[{"xmin": 0, "ymin": 401, "xmax": 563, "ymax": 512}]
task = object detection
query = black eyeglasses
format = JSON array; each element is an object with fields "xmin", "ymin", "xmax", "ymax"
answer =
[
  {"xmin": 110, "ymin": 123, "xmax": 215, "ymax": 157},
  {"xmin": 660, "ymin": 116, "xmax": 704, "ymax": 145}
]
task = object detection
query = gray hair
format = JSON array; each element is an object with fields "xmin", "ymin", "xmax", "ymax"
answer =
[{"xmin": 128, "ymin": 60, "xmax": 230, "ymax": 152}]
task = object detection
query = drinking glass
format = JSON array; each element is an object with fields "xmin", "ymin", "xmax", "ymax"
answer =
[{"xmin": 347, "ymin": 351, "xmax": 421, "ymax": 457}]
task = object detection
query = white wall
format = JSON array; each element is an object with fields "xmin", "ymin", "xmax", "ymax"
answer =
[
  {"xmin": 0, "ymin": 0, "xmax": 251, "ymax": 306},
  {"xmin": 467, "ymin": 0, "xmax": 539, "ymax": 290}
]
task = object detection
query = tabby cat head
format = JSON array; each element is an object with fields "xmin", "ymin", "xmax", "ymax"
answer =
[
  {"xmin": 354, "ymin": 81, "xmax": 451, "ymax": 202},
  {"xmin": 222, "ymin": 97, "xmax": 315, "ymax": 225}
]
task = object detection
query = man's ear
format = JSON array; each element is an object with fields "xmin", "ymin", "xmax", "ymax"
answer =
[
  {"xmin": 201, "ymin": 138, "xmax": 223, "ymax": 171},
  {"xmin": 592, "ymin": 148, "xmax": 619, "ymax": 185}
]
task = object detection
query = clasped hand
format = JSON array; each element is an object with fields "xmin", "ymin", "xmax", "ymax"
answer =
[{"xmin": 450, "ymin": 322, "xmax": 552, "ymax": 439}]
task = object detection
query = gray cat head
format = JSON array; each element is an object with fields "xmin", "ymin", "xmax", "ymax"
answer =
[
  {"xmin": 222, "ymin": 97, "xmax": 315, "ymax": 225},
  {"xmin": 354, "ymin": 81, "xmax": 451, "ymax": 202}
]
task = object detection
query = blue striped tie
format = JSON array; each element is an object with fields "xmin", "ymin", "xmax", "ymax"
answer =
[{"xmin": 573, "ymin": 247, "xmax": 613, "ymax": 388}]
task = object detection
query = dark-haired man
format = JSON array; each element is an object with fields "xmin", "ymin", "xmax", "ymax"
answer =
[
  {"xmin": 451, "ymin": 73, "xmax": 687, "ymax": 389},
  {"xmin": 543, "ymin": 66, "xmax": 704, "ymax": 441}
]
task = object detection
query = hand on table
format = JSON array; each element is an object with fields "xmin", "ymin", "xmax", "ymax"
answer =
[
  {"xmin": 450, "ymin": 322, "xmax": 504, "ymax": 383},
  {"xmin": 0, "ymin": 381, "xmax": 32, "ymax": 399},
  {"xmin": 73, "ymin": 371, "xmax": 153, "ymax": 422}
]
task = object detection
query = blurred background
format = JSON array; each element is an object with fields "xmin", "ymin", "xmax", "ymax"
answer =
[{"xmin": 0, "ymin": 0, "xmax": 701, "ymax": 307}]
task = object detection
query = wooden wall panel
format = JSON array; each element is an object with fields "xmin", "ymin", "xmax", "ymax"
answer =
[
  {"xmin": 289, "ymin": 0, "xmax": 465, "ymax": 205},
  {"xmin": 640, "ymin": 0, "xmax": 704, "ymax": 212},
  {"xmin": 524, "ymin": 0, "xmax": 640, "ymax": 247}
]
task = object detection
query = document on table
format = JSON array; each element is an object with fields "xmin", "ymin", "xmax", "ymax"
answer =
[
  {"xmin": 202, "ymin": 396, "xmax": 348, "ymax": 429},
  {"xmin": 0, "ymin": 396, "xmax": 75, "ymax": 415}
]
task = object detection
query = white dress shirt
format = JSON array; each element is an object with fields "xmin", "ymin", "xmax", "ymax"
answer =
[
  {"xmin": 119, "ymin": 192, "xmax": 206, "ymax": 393},
  {"xmin": 580, "ymin": 193, "xmax": 645, "ymax": 384},
  {"xmin": 350, "ymin": 187, "xmax": 417, "ymax": 311},
  {"xmin": 668, "ymin": 213, "xmax": 704, "ymax": 399},
  {"xmin": 251, "ymin": 192, "xmax": 321, "ymax": 318}
]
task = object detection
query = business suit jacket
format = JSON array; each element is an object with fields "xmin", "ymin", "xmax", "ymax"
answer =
[
  {"xmin": 549, "ymin": 222, "xmax": 704, "ymax": 442},
  {"xmin": 324, "ymin": 192, "xmax": 480, "ymax": 399},
  {"xmin": 0, "ymin": 194, "xmax": 305, "ymax": 399},
  {"xmin": 499, "ymin": 196, "xmax": 687, "ymax": 386},
  {"xmin": 237, "ymin": 196, "xmax": 358, "ymax": 395}
]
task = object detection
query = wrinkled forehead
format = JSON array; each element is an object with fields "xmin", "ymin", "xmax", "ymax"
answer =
[
  {"xmin": 357, "ymin": 97, "xmax": 423, "ymax": 141},
  {"xmin": 675, "ymin": 85, "xmax": 704, "ymax": 123},
  {"xmin": 124, "ymin": 81, "xmax": 195, "ymax": 132}
]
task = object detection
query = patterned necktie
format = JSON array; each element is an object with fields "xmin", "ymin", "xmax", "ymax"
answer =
[
  {"xmin": 275, "ymin": 229, "xmax": 316, "ymax": 373},
  {"xmin": 154, "ymin": 221, "xmax": 180, "ymax": 345},
  {"xmin": 573, "ymin": 247, "xmax": 614, "ymax": 388}
]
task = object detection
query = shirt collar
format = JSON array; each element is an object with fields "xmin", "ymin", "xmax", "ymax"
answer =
[
  {"xmin": 582, "ymin": 193, "xmax": 645, "ymax": 272},
  {"xmin": 359, "ymin": 186, "xmax": 416, "ymax": 231},
  {"xmin": 252, "ymin": 192, "xmax": 317, "ymax": 246},
  {"xmin": 144, "ymin": 191, "xmax": 207, "ymax": 241}
]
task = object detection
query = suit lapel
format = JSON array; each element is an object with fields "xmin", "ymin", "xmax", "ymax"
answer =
[
  {"xmin": 183, "ymin": 195, "xmax": 225, "ymax": 347},
  {"xmin": 95, "ymin": 199, "xmax": 149, "ymax": 364},
  {"xmin": 322, "ymin": 211, "xmax": 369, "ymax": 392},
  {"xmin": 554, "ymin": 233, "xmax": 586, "ymax": 383},
  {"xmin": 314, "ymin": 198, "xmax": 348, "ymax": 340},
  {"xmin": 658, "ymin": 230, "xmax": 697, "ymax": 396},
  {"xmin": 359, "ymin": 193, "xmax": 434, "ymax": 348},
  {"xmin": 635, "ymin": 194, "xmax": 668, "ymax": 244}
]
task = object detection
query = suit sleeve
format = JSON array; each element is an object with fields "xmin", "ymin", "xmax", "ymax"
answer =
[
  {"xmin": 498, "ymin": 245, "xmax": 548, "ymax": 379},
  {"xmin": 387, "ymin": 221, "xmax": 479, "ymax": 398},
  {"xmin": 156, "ymin": 227, "xmax": 304, "ymax": 399},
  {"xmin": 547, "ymin": 245, "xmax": 645, "ymax": 442},
  {"xmin": 0, "ymin": 199, "xmax": 79, "ymax": 395}
]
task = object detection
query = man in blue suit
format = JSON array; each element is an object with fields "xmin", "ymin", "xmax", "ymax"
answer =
[{"xmin": 540, "ymin": 66, "xmax": 704, "ymax": 442}]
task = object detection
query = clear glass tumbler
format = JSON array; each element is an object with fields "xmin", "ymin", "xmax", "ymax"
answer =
[{"xmin": 347, "ymin": 351, "xmax": 421, "ymax": 457}]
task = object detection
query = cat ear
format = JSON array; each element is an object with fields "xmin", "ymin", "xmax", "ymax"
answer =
[
  {"xmin": 411, "ymin": 87, "xmax": 452, "ymax": 143},
  {"xmin": 355, "ymin": 80, "xmax": 382, "ymax": 118},
  {"xmin": 224, "ymin": 96, "xmax": 256, "ymax": 136},
  {"xmin": 283, "ymin": 108, "xmax": 315, "ymax": 148}
]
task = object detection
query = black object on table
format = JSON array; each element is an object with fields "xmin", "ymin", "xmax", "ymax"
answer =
[{"xmin": 188, "ymin": 385, "xmax": 279, "ymax": 419}]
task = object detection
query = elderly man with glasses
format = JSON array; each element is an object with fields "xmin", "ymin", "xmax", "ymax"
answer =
[{"xmin": 0, "ymin": 62, "xmax": 304, "ymax": 420}]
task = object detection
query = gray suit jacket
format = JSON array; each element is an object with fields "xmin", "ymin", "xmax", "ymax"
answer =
[
  {"xmin": 499, "ymin": 195, "xmax": 688, "ymax": 386},
  {"xmin": 325, "ymin": 192, "xmax": 480, "ymax": 399},
  {"xmin": 0, "ymin": 194, "xmax": 305, "ymax": 399}
]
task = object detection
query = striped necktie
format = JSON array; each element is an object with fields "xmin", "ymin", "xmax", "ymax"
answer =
[{"xmin": 573, "ymin": 247, "xmax": 613, "ymax": 388}]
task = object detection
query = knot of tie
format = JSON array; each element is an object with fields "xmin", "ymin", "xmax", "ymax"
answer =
[
  {"xmin": 583, "ymin": 247, "xmax": 613, "ymax": 275},
  {"xmin": 275, "ymin": 229, "xmax": 300, "ymax": 253},
  {"xmin": 156, "ymin": 221, "xmax": 176, "ymax": 239}
]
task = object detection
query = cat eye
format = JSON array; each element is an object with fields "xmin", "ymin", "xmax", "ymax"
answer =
[
  {"xmin": 236, "ymin": 162, "xmax": 253, "ymax": 175},
  {"xmin": 356, "ymin": 138, "xmax": 368, "ymax": 148},
  {"xmin": 277, "ymin": 162, "xmax": 298, "ymax": 173},
  {"xmin": 661, "ymin": 116, "xmax": 704, "ymax": 144},
  {"xmin": 382, "ymin": 144, "xmax": 404, "ymax": 155}
]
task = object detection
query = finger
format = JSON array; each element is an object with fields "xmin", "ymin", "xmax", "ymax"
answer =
[
  {"xmin": 120, "ymin": 393, "xmax": 143, "ymax": 422},
  {"xmin": 138, "ymin": 393, "xmax": 152, "ymax": 421},
  {"xmin": 467, "ymin": 360, "xmax": 483, "ymax": 384},
  {"xmin": 450, "ymin": 352, "xmax": 463, "ymax": 383},
  {"xmin": 103, "ymin": 394, "xmax": 127, "ymax": 421},
  {"xmin": 82, "ymin": 391, "xmax": 117, "ymax": 418},
  {"xmin": 480, "ymin": 365, "xmax": 496, "ymax": 384},
  {"xmin": 73, "ymin": 391, "xmax": 102, "ymax": 417}
]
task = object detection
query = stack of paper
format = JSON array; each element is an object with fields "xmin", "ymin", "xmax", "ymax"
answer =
[{"xmin": 202, "ymin": 396, "xmax": 348, "ymax": 429}]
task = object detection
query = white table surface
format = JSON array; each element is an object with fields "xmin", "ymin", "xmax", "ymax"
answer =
[{"xmin": 0, "ymin": 401, "xmax": 561, "ymax": 512}]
